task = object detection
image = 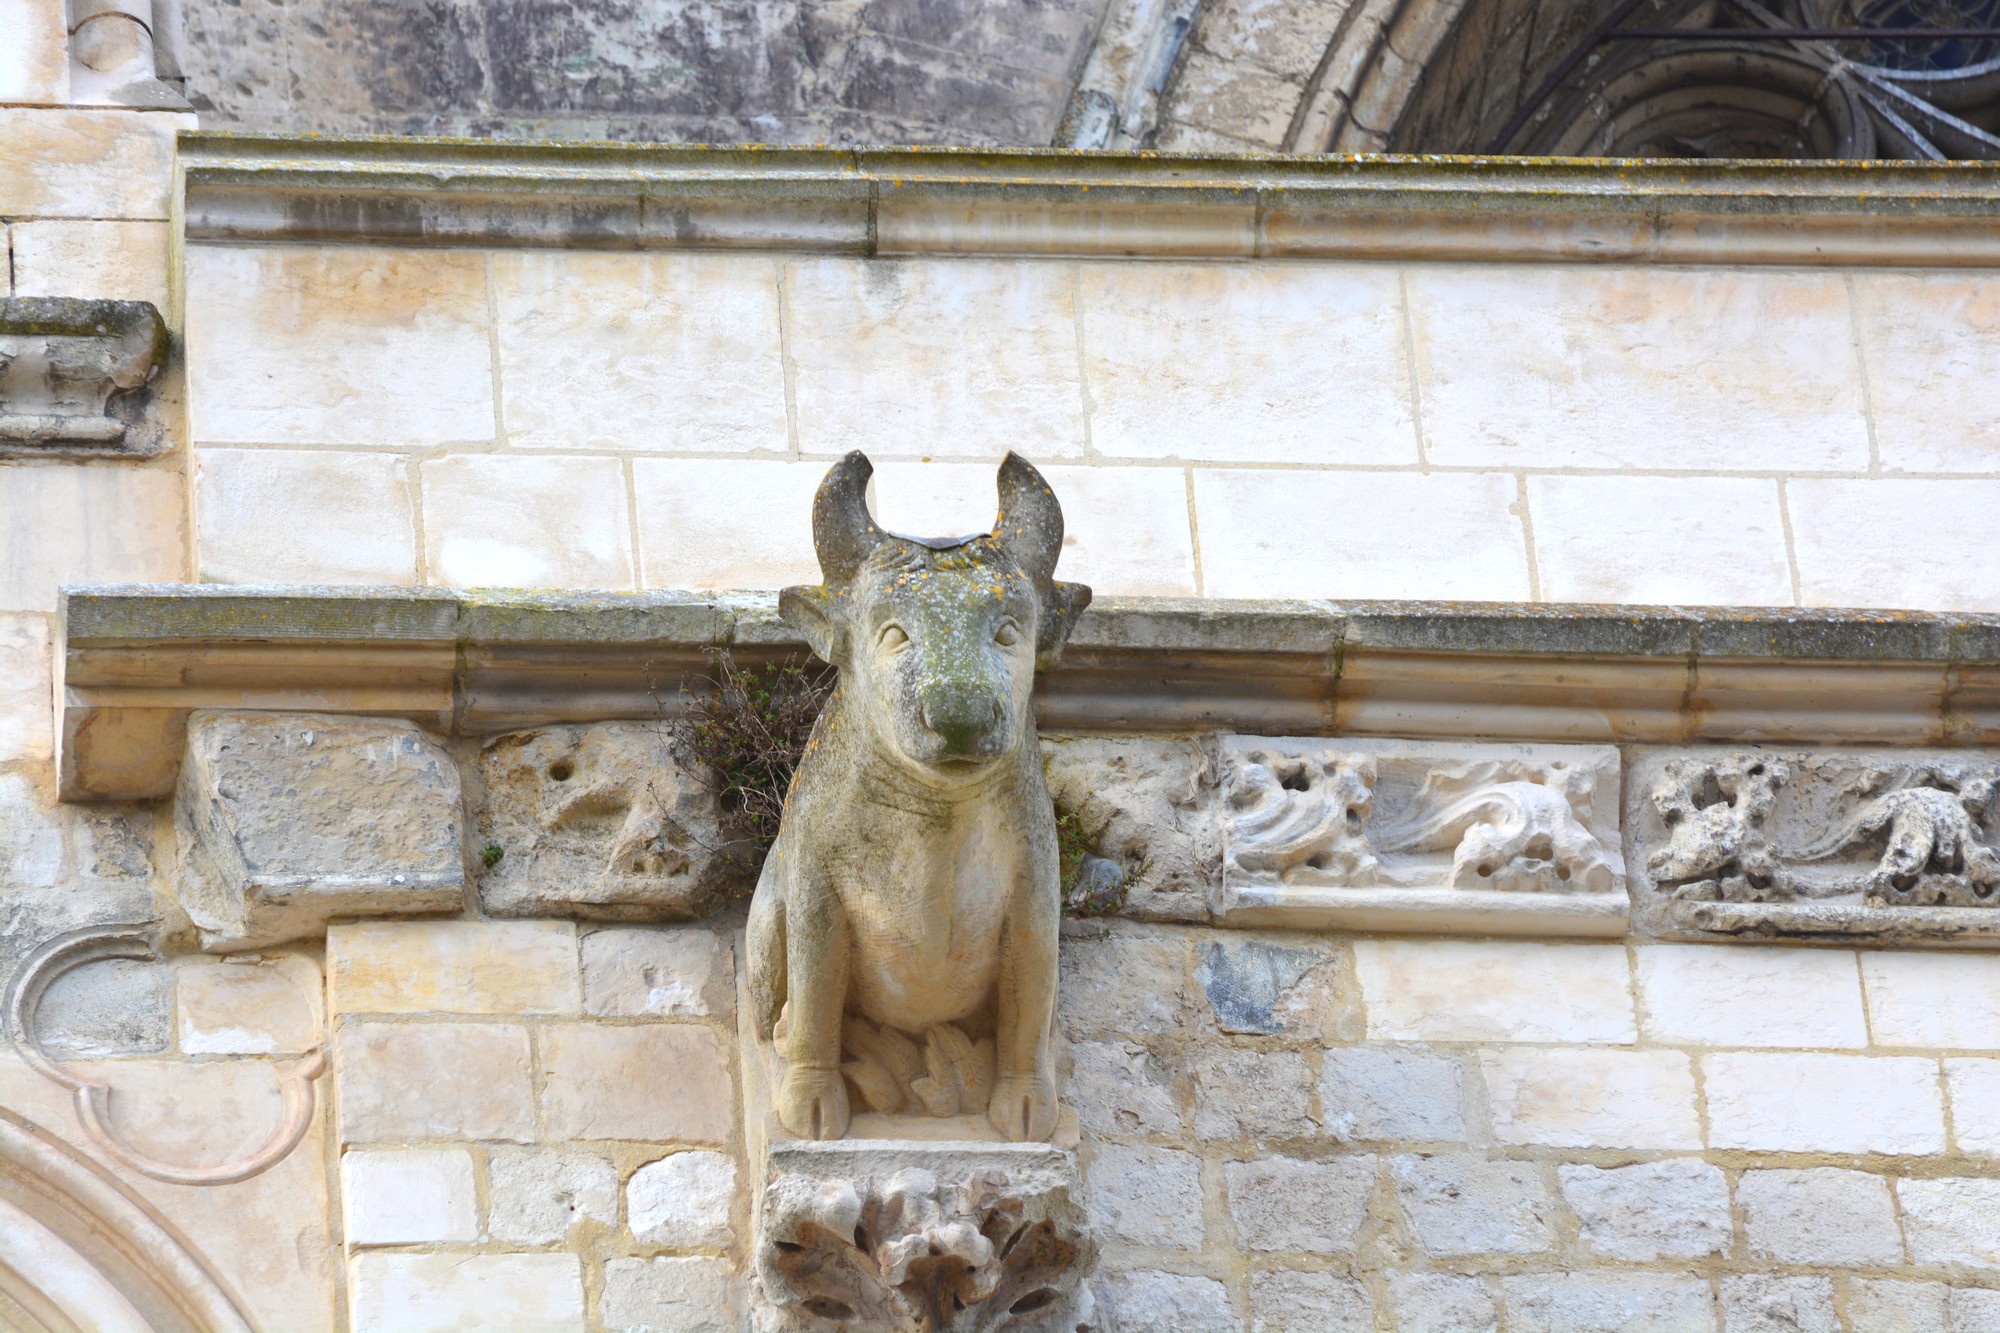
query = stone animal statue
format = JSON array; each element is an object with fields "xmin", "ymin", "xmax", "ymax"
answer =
[{"xmin": 747, "ymin": 451, "xmax": 1091, "ymax": 1141}]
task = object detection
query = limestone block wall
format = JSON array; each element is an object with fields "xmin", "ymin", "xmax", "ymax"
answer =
[{"xmin": 182, "ymin": 241, "xmax": 2000, "ymax": 614}]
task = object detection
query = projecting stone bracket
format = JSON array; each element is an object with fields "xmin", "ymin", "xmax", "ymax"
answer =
[{"xmin": 0, "ymin": 298, "xmax": 169, "ymax": 458}]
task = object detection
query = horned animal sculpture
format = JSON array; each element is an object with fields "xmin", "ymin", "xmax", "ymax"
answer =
[{"xmin": 746, "ymin": 451, "xmax": 1090, "ymax": 1142}]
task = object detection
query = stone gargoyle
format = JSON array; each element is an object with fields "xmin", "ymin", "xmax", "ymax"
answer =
[{"xmin": 747, "ymin": 451, "xmax": 1090, "ymax": 1142}]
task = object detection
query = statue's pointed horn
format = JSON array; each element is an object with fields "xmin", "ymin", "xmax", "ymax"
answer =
[
  {"xmin": 811, "ymin": 451, "xmax": 886, "ymax": 585},
  {"xmin": 993, "ymin": 452, "xmax": 1064, "ymax": 583}
]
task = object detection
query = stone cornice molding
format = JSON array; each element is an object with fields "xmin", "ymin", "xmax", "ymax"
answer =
[
  {"xmin": 177, "ymin": 132, "xmax": 2000, "ymax": 266},
  {"xmin": 55, "ymin": 585, "xmax": 2000, "ymax": 800}
]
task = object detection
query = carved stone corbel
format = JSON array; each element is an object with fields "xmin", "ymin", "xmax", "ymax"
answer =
[{"xmin": 0, "ymin": 298, "xmax": 169, "ymax": 458}]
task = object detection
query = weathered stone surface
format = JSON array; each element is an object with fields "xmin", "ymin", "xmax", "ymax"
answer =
[
  {"xmin": 1041, "ymin": 734, "xmax": 1218, "ymax": 922},
  {"xmin": 1704, "ymin": 1053, "xmax": 1945, "ymax": 1155},
  {"xmin": 602, "ymin": 1257, "xmax": 743, "ymax": 1333},
  {"xmin": 334, "ymin": 1021, "xmax": 536, "ymax": 1144},
  {"xmin": 31, "ymin": 954, "xmax": 168, "ymax": 1056},
  {"xmin": 1847, "ymin": 1279, "xmax": 1949, "ymax": 1332},
  {"xmin": 1352, "ymin": 939, "xmax": 1636, "ymax": 1043},
  {"xmin": 581, "ymin": 926, "xmax": 731, "ymax": 1018},
  {"xmin": 1950, "ymin": 1287, "xmax": 2000, "ymax": 1328},
  {"xmin": 1558, "ymin": 1160, "xmax": 1731, "ymax": 1261},
  {"xmin": 1498, "ymin": 1272, "xmax": 1717, "ymax": 1333},
  {"xmin": 487, "ymin": 1147, "xmax": 618, "ymax": 1246},
  {"xmin": 1738, "ymin": 1168, "xmax": 1904, "ymax": 1266},
  {"xmin": 195, "ymin": 448, "xmax": 420, "ymax": 586},
  {"xmin": 1392, "ymin": 1155, "xmax": 1555, "ymax": 1258},
  {"xmin": 1192, "ymin": 1048, "xmax": 1315, "ymax": 1141},
  {"xmin": 0, "ymin": 297, "xmax": 169, "ymax": 457},
  {"xmin": 628, "ymin": 1150, "xmax": 737, "ymax": 1249},
  {"xmin": 479, "ymin": 723, "xmax": 744, "ymax": 920},
  {"xmin": 1194, "ymin": 936, "xmax": 1348, "ymax": 1037},
  {"xmin": 329, "ymin": 921, "xmax": 580, "ymax": 1015},
  {"xmin": 1899, "ymin": 1177, "xmax": 2000, "ymax": 1268},
  {"xmin": 756, "ymin": 1141, "xmax": 1094, "ymax": 1332},
  {"xmin": 1864, "ymin": 952, "xmax": 2000, "ymax": 1048},
  {"xmin": 0, "ymin": 460, "xmax": 183, "ymax": 612},
  {"xmin": 1086, "ymin": 1144, "xmax": 1204, "ymax": 1249},
  {"xmin": 1058, "ymin": 928, "xmax": 1188, "ymax": 1042},
  {"xmin": 1323, "ymin": 1046, "xmax": 1465, "ymax": 1143},
  {"xmin": 1720, "ymin": 1276, "xmax": 1838, "ymax": 1333},
  {"xmin": 1947, "ymin": 1059, "xmax": 2000, "ymax": 1154},
  {"xmin": 1529, "ymin": 474, "xmax": 1793, "ymax": 606},
  {"xmin": 1634, "ymin": 943, "xmax": 1868, "ymax": 1048},
  {"xmin": 12, "ymin": 220, "xmax": 171, "ymax": 311},
  {"xmin": 175, "ymin": 711, "xmax": 465, "ymax": 950},
  {"xmin": 175, "ymin": 953, "xmax": 323, "ymax": 1055},
  {"xmin": 348, "ymin": 1253, "xmax": 585, "ymax": 1333},
  {"xmin": 539, "ymin": 1023, "xmax": 733, "ymax": 1143},
  {"xmin": 1224, "ymin": 1155, "xmax": 1373, "ymax": 1253},
  {"xmin": 1388, "ymin": 1273, "xmax": 1498, "ymax": 1333},
  {"xmin": 1066, "ymin": 1040, "xmax": 1181, "ymax": 1139},
  {"xmin": 341, "ymin": 1148, "xmax": 478, "ymax": 1246},
  {"xmin": 0, "ymin": 613, "xmax": 51, "ymax": 765},
  {"xmin": 1097, "ymin": 1270, "xmax": 1237, "ymax": 1333},
  {"xmin": 1247, "ymin": 1271, "xmax": 1372, "ymax": 1332},
  {"xmin": 423, "ymin": 454, "xmax": 636, "ymax": 590},
  {"xmin": 0, "ymin": 109, "xmax": 187, "ymax": 219},
  {"xmin": 1480, "ymin": 1048, "xmax": 1700, "ymax": 1149}
]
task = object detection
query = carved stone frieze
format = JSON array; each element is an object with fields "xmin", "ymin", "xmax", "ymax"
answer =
[
  {"xmin": 754, "ymin": 1142, "xmax": 1094, "ymax": 1333},
  {"xmin": 1629, "ymin": 747, "xmax": 2000, "ymax": 946},
  {"xmin": 476, "ymin": 723, "xmax": 747, "ymax": 920},
  {"xmin": 0, "ymin": 298, "xmax": 169, "ymax": 457},
  {"xmin": 1213, "ymin": 738, "xmax": 1628, "ymax": 936}
]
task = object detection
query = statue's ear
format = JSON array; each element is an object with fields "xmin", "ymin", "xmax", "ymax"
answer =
[
  {"xmin": 780, "ymin": 586, "xmax": 843, "ymax": 666},
  {"xmin": 1035, "ymin": 580, "xmax": 1091, "ymax": 669}
]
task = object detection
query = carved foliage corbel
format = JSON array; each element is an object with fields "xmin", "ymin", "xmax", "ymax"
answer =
[{"xmin": 0, "ymin": 298, "xmax": 169, "ymax": 458}]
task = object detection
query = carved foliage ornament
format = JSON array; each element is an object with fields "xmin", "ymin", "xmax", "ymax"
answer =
[{"xmin": 0, "ymin": 298, "xmax": 168, "ymax": 457}]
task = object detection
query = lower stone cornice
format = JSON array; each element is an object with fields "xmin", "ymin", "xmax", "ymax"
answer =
[{"xmin": 54, "ymin": 584, "xmax": 2000, "ymax": 801}]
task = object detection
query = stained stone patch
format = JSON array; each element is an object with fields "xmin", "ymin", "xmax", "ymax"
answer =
[
  {"xmin": 1041, "ymin": 734, "xmax": 1220, "ymax": 922},
  {"xmin": 1194, "ymin": 936, "xmax": 1326, "ymax": 1034},
  {"xmin": 30, "ymin": 954, "xmax": 169, "ymax": 1056}
]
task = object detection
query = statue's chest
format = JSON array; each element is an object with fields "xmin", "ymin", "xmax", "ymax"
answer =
[{"xmin": 841, "ymin": 804, "xmax": 1016, "ymax": 972}]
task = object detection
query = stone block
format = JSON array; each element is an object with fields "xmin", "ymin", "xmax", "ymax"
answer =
[
  {"xmin": 328, "ymin": 921, "xmax": 580, "ymax": 1016},
  {"xmin": 0, "ymin": 109, "xmax": 188, "ymax": 219},
  {"xmin": 1246, "ymin": 1270, "xmax": 1373, "ymax": 1332},
  {"xmin": 628, "ymin": 1150, "xmax": 737, "ymax": 1248},
  {"xmin": 784, "ymin": 257, "xmax": 1086, "ymax": 461},
  {"xmin": 477, "ymin": 726, "xmax": 741, "ymax": 920},
  {"xmin": 175, "ymin": 712, "xmax": 465, "ymax": 950},
  {"xmin": 491, "ymin": 250, "xmax": 787, "ymax": 452},
  {"xmin": 1067, "ymin": 1040, "xmax": 1181, "ymax": 1140},
  {"xmin": 1527, "ymin": 475, "xmax": 1792, "ymax": 606},
  {"xmin": 1167, "ymin": 51, "xmax": 1302, "ymax": 146},
  {"xmin": 1392, "ymin": 1154, "xmax": 1554, "ymax": 1258},
  {"xmin": 487, "ymin": 1147, "xmax": 618, "ymax": 1246},
  {"xmin": 1387, "ymin": 1273, "xmax": 1497, "ymax": 1333},
  {"xmin": 1789, "ymin": 479, "xmax": 2000, "ymax": 614},
  {"xmin": 633, "ymin": 458, "xmax": 824, "ymax": 590},
  {"xmin": 1193, "ymin": 938, "xmax": 1355, "ymax": 1038},
  {"xmin": 1322, "ymin": 1046, "xmax": 1465, "ymax": 1143},
  {"xmin": 195, "ymin": 449, "xmax": 419, "ymax": 585},
  {"xmin": 1558, "ymin": 1160, "xmax": 1731, "ymax": 1262},
  {"xmin": 1079, "ymin": 261, "xmax": 1414, "ymax": 466},
  {"xmin": 0, "ymin": 460, "xmax": 183, "ymax": 612},
  {"xmin": 1197, "ymin": 0, "xmax": 1354, "ymax": 74},
  {"xmin": 175, "ymin": 954, "xmax": 322, "ymax": 1055},
  {"xmin": 1351, "ymin": 940, "xmax": 1635, "ymax": 1044},
  {"xmin": 1738, "ymin": 1168, "xmax": 1903, "ymax": 1266},
  {"xmin": 538, "ymin": 1023, "xmax": 732, "ymax": 1142},
  {"xmin": 1635, "ymin": 944, "xmax": 1867, "ymax": 1049},
  {"xmin": 1407, "ymin": 264, "xmax": 1867, "ymax": 474},
  {"xmin": 185, "ymin": 244, "xmax": 493, "ymax": 446},
  {"xmin": 1863, "ymin": 952, "xmax": 2000, "ymax": 1050},
  {"xmin": 1098, "ymin": 1271, "xmax": 1237, "ymax": 1333},
  {"xmin": 1192, "ymin": 467, "xmax": 1531, "ymax": 602},
  {"xmin": 30, "ymin": 953, "xmax": 168, "ymax": 1057},
  {"xmin": 1498, "ymin": 1273, "xmax": 1717, "ymax": 1333},
  {"xmin": 1899, "ymin": 1177, "xmax": 2000, "ymax": 1268},
  {"xmin": 1846, "ymin": 1279, "xmax": 1948, "ymax": 1333},
  {"xmin": 0, "ymin": 0, "xmax": 67, "ymax": 102},
  {"xmin": 1720, "ymin": 1276, "xmax": 1838, "ymax": 1333},
  {"xmin": 602, "ymin": 1257, "xmax": 743, "ymax": 1333},
  {"xmin": 1056, "ymin": 928, "xmax": 1188, "ymax": 1042},
  {"xmin": 1703, "ymin": 1053, "xmax": 1944, "ymax": 1155},
  {"xmin": 348, "ymin": 1253, "xmax": 585, "ymax": 1333},
  {"xmin": 1041, "ymin": 736, "xmax": 1220, "ymax": 925},
  {"xmin": 1951, "ymin": 1287, "xmax": 2000, "ymax": 1329},
  {"xmin": 873, "ymin": 461, "xmax": 1199, "ymax": 598},
  {"xmin": 341, "ymin": 1148, "xmax": 478, "ymax": 1245},
  {"xmin": 1084, "ymin": 1144, "xmax": 1204, "ymax": 1250},
  {"xmin": 1951, "ymin": 1060, "xmax": 2000, "ymax": 1155},
  {"xmin": 0, "ymin": 771, "xmax": 150, "ymax": 895},
  {"xmin": 335, "ymin": 1021, "xmax": 536, "ymax": 1144},
  {"xmin": 1851, "ymin": 272, "xmax": 2000, "ymax": 474},
  {"xmin": 421, "ymin": 454, "xmax": 635, "ymax": 590},
  {"xmin": 581, "ymin": 927, "xmax": 730, "ymax": 1019},
  {"xmin": 1224, "ymin": 1154, "xmax": 1374, "ymax": 1254},
  {"xmin": 1480, "ymin": 1048, "xmax": 1699, "ymax": 1150},
  {"xmin": 0, "ymin": 613, "xmax": 51, "ymax": 764},
  {"xmin": 11, "ymin": 220, "xmax": 170, "ymax": 309},
  {"xmin": 1193, "ymin": 1048, "xmax": 1315, "ymax": 1141}
]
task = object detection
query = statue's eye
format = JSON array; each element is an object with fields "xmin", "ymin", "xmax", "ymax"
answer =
[
  {"xmin": 879, "ymin": 624, "xmax": 910, "ymax": 651},
  {"xmin": 994, "ymin": 621, "xmax": 1021, "ymax": 647}
]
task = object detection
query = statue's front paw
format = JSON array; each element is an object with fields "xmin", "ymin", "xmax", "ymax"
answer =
[
  {"xmin": 988, "ymin": 1074, "xmax": 1057, "ymax": 1142},
  {"xmin": 778, "ymin": 1066, "xmax": 851, "ymax": 1140}
]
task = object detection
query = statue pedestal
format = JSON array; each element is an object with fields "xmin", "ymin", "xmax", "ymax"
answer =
[{"xmin": 738, "ymin": 957, "xmax": 1095, "ymax": 1332}]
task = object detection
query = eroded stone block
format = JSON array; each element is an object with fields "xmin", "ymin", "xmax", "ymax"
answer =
[
  {"xmin": 602, "ymin": 1257, "xmax": 743, "ymax": 1333},
  {"xmin": 477, "ymin": 723, "xmax": 744, "ymax": 921},
  {"xmin": 1084, "ymin": 1144, "xmax": 1202, "ymax": 1249},
  {"xmin": 174, "ymin": 711, "xmax": 465, "ymax": 950},
  {"xmin": 1738, "ymin": 1168, "xmax": 1903, "ymax": 1265},
  {"xmin": 1041, "ymin": 733, "xmax": 1219, "ymax": 922},
  {"xmin": 1558, "ymin": 1160, "xmax": 1731, "ymax": 1262},
  {"xmin": 488, "ymin": 1147, "xmax": 618, "ymax": 1246},
  {"xmin": 627, "ymin": 1150, "xmax": 737, "ymax": 1248},
  {"xmin": 1225, "ymin": 1155, "xmax": 1374, "ymax": 1254},
  {"xmin": 1392, "ymin": 1154, "xmax": 1555, "ymax": 1258}
]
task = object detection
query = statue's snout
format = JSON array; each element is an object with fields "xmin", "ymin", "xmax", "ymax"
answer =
[{"xmin": 918, "ymin": 679, "xmax": 1008, "ymax": 758}]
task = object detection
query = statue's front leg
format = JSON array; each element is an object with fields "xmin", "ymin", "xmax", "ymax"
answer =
[
  {"xmin": 988, "ymin": 872, "xmax": 1060, "ymax": 1142},
  {"xmin": 777, "ymin": 883, "xmax": 851, "ymax": 1140}
]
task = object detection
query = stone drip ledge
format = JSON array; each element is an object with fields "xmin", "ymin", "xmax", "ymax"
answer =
[
  {"xmin": 178, "ymin": 133, "xmax": 2000, "ymax": 266},
  {"xmin": 56, "ymin": 584, "xmax": 2000, "ymax": 801}
]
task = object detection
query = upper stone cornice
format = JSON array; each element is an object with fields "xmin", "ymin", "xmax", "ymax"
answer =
[{"xmin": 176, "ymin": 132, "xmax": 2000, "ymax": 265}]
